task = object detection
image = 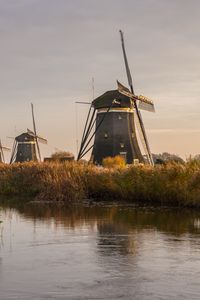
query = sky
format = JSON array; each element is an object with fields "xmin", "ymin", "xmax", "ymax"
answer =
[{"xmin": 1, "ymin": 0, "xmax": 200, "ymax": 161}]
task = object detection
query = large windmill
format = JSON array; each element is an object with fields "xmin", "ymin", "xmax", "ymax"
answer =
[
  {"xmin": 77, "ymin": 30, "xmax": 155, "ymax": 165},
  {"xmin": 10, "ymin": 104, "xmax": 47, "ymax": 163},
  {"xmin": 0, "ymin": 139, "xmax": 10, "ymax": 163}
]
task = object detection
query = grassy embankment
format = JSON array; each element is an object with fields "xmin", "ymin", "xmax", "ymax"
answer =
[{"xmin": 0, "ymin": 160, "xmax": 200, "ymax": 207}]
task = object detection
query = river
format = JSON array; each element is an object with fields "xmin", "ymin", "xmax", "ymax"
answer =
[{"xmin": 0, "ymin": 202, "xmax": 200, "ymax": 299}]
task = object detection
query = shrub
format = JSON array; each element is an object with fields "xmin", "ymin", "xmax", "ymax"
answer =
[
  {"xmin": 50, "ymin": 151, "xmax": 74, "ymax": 161},
  {"xmin": 102, "ymin": 155, "xmax": 126, "ymax": 169}
]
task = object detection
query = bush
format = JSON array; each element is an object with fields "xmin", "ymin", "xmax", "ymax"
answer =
[
  {"xmin": 102, "ymin": 155, "xmax": 126, "ymax": 169},
  {"xmin": 50, "ymin": 151, "xmax": 74, "ymax": 161}
]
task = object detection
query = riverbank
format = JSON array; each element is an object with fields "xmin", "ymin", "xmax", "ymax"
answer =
[{"xmin": 0, "ymin": 161, "xmax": 200, "ymax": 207}]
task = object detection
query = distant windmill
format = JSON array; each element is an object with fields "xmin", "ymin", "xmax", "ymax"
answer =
[
  {"xmin": 10, "ymin": 103, "xmax": 47, "ymax": 163},
  {"xmin": 77, "ymin": 30, "xmax": 155, "ymax": 165},
  {"xmin": 0, "ymin": 139, "xmax": 10, "ymax": 163}
]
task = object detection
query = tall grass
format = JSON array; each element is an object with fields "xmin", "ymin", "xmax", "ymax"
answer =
[
  {"xmin": 1, "ymin": 160, "xmax": 200, "ymax": 207},
  {"xmin": 0, "ymin": 162, "xmax": 87, "ymax": 202}
]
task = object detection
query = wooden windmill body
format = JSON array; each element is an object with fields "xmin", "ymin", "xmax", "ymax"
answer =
[
  {"xmin": 91, "ymin": 90, "xmax": 144, "ymax": 164},
  {"xmin": 12, "ymin": 132, "xmax": 38, "ymax": 163}
]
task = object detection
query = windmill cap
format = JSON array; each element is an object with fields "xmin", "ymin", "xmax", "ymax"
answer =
[
  {"xmin": 15, "ymin": 132, "xmax": 36, "ymax": 142},
  {"xmin": 92, "ymin": 89, "xmax": 131, "ymax": 109}
]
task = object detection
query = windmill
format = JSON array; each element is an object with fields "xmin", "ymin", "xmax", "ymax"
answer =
[
  {"xmin": 77, "ymin": 30, "xmax": 155, "ymax": 165},
  {"xmin": 0, "ymin": 139, "xmax": 10, "ymax": 163},
  {"xmin": 10, "ymin": 103, "xmax": 47, "ymax": 163}
]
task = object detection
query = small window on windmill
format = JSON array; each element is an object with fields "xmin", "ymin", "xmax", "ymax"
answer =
[
  {"xmin": 118, "ymin": 114, "xmax": 122, "ymax": 120},
  {"xmin": 120, "ymin": 143, "xmax": 124, "ymax": 148},
  {"xmin": 104, "ymin": 133, "xmax": 108, "ymax": 139}
]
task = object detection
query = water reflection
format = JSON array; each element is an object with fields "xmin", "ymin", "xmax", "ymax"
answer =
[
  {"xmin": 1, "ymin": 201, "xmax": 200, "ymax": 299},
  {"xmin": 1, "ymin": 202, "xmax": 200, "ymax": 236},
  {"xmin": 1, "ymin": 202, "xmax": 200, "ymax": 258}
]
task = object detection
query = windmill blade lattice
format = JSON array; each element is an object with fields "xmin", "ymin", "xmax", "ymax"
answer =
[{"xmin": 119, "ymin": 30, "xmax": 154, "ymax": 166}]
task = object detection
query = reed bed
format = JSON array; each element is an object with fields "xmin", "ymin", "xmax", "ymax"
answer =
[{"xmin": 0, "ymin": 160, "xmax": 200, "ymax": 207}]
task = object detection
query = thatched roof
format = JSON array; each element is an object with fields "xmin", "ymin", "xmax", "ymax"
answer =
[
  {"xmin": 92, "ymin": 90, "xmax": 131, "ymax": 109},
  {"xmin": 16, "ymin": 132, "xmax": 35, "ymax": 142}
]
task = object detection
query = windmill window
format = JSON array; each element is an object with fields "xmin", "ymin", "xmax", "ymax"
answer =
[
  {"xmin": 120, "ymin": 143, "xmax": 125, "ymax": 148},
  {"xmin": 104, "ymin": 133, "xmax": 108, "ymax": 139},
  {"xmin": 118, "ymin": 114, "xmax": 122, "ymax": 120}
]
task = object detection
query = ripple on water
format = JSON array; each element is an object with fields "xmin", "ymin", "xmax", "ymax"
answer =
[{"xmin": 0, "ymin": 204, "xmax": 200, "ymax": 299}]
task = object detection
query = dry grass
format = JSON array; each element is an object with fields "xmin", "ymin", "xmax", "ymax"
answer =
[
  {"xmin": 0, "ymin": 162, "xmax": 87, "ymax": 202},
  {"xmin": 0, "ymin": 160, "xmax": 200, "ymax": 207}
]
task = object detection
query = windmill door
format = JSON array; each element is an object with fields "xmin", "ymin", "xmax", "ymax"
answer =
[{"xmin": 119, "ymin": 151, "xmax": 127, "ymax": 163}]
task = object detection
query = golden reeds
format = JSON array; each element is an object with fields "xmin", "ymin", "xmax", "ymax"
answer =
[{"xmin": 0, "ymin": 160, "xmax": 200, "ymax": 207}]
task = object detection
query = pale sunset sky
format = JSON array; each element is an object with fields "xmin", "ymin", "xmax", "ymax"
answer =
[{"xmin": 1, "ymin": 0, "xmax": 200, "ymax": 161}]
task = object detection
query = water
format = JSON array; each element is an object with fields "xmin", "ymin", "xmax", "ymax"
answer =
[{"xmin": 0, "ymin": 202, "xmax": 200, "ymax": 299}]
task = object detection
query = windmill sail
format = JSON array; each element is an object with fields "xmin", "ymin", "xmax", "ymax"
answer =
[
  {"xmin": 117, "ymin": 81, "xmax": 155, "ymax": 113},
  {"xmin": 134, "ymin": 111, "xmax": 153, "ymax": 164},
  {"xmin": 119, "ymin": 30, "xmax": 154, "ymax": 166},
  {"xmin": 27, "ymin": 128, "xmax": 47, "ymax": 144},
  {"xmin": 27, "ymin": 128, "xmax": 35, "ymax": 136},
  {"xmin": 117, "ymin": 80, "xmax": 154, "ymax": 165},
  {"xmin": 138, "ymin": 99, "xmax": 155, "ymax": 112},
  {"xmin": 0, "ymin": 139, "xmax": 5, "ymax": 163},
  {"xmin": 0, "ymin": 139, "xmax": 10, "ymax": 163},
  {"xmin": 31, "ymin": 103, "xmax": 41, "ymax": 162},
  {"xmin": 119, "ymin": 30, "xmax": 134, "ymax": 93}
]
